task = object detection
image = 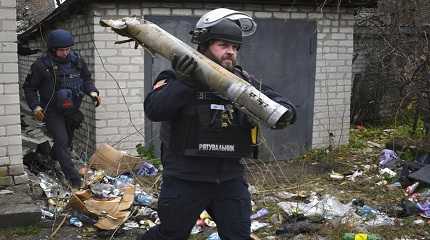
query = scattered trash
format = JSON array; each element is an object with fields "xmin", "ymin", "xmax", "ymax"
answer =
[
  {"xmin": 39, "ymin": 173, "xmax": 70, "ymax": 199},
  {"xmin": 367, "ymin": 141, "xmax": 383, "ymax": 149},
  {"xmin": 405, "ymin": 182, "xmax": 420, "ymax": 195},
  {"xmin": 251, "ymin": 208, "xmax": 269, "ymax": 220},
  {"xmin": 278, "ymin": 195, "xmax": 352, "ymax": 219},
  {"xmin": 88, "ymin": 144, "xmax": 142, "ymax": 176},
  {"xmin": 136, "ymin": 162, "xmax": 158, "ymax": 176},
  {"xmin": 0, "ymin": 189, "xmax": 14, "ymax": 195},
  {"xmin": 356, "ymin": 205, "xmax": 377, "ymax": 219},
  {"xmin": 69, "ymin": 217, "xmax": 83, "ymax": 228},
  {"xmin": 134, "ymin": 191, "xmax": 155, "ymax": 206},
  {"xmin": 342, "ymin": 233, "xmax": 382, "ymax": 240},
  {"xmin": 123, "ymin": 221, "xmax": 139, "ymax": 230},
  {"xmin": 346, "ymin": 170, "xmax": 363, "ymax": 182},
  {"xmin": 379, "ymin": 149, "xmax": 398, "ymax": 168},
  {"xmin": 251, "ymin": 221, "xmax": 270, "ymax": 232},
  {"xmin": 413, "ymin": 219, "xmax": 425, "ymax": 225},
  {"xmin": 207, "ymin": 232, "xmax": 220, "ymax": 240},
  {"xmin": 379, "ymin": 168, "xmax": 397, "ymax": 178},
  {"xmin": 41, "ymin": 208, "xmax": 54, "ymax": 219},
  {"xmin": 191, "ymin": 225, "xmax": 203, "ymax": 234},
  {"xmin": 330, "ymin": 171, "xmax": 345, "ymax": 180},
  {"xmin": 417, "ymin": 200, "xmax": 430, "ymax": 218}
]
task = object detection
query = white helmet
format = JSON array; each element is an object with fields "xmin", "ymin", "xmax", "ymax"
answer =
[{"xmin": 190, "ymin": 8, "xmax": 257, "ymax": 44}]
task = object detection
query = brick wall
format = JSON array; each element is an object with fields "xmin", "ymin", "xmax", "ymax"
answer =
[
  {"xmin": 18, "ymin": 1, "xmax": 356, "ymax": 158},
  {"xmin": 0, "ymin": 0, "xmax": 27, "ymax": 187},
  {"xmin": 90, "ymin": 1, "xmax": 353, "ymax": 148}
]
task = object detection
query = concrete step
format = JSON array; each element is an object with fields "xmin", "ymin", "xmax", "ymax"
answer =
[{"xmin": 0, "ymin": 184, "xmax": 41, "ymax": 228}]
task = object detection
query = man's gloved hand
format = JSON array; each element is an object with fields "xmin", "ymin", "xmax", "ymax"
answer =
[
  {"xmin": 90, "ymin": 92, "xmax": 101, "ymax": 107},
  {"xmin": 171, "ymin": 54, "xmax": 197, "ymax": 87},
  {"xmin": 34, "ymin": 106, "xmax": 45, "ymax": 122}
]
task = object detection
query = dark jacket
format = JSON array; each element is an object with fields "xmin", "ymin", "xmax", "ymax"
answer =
[
  {"xmin": 23, "ymin": 51, "xmax": 98, "ymax": 112},
  {"xmin": 144, "ymin": 66, "xmax": 296, "ymax": 183}
]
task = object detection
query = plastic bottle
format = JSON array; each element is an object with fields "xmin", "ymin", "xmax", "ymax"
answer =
[
  {"xmin": 405, "ymin": 182, "xmax": 419, "ymax": 195},
  {"xmin": 342, "ymin": 233, "xmax": 382, "ymax": 240},
  {"xmin": 69, "ymin": 217, "xmax": 83, "ymax": 227}
]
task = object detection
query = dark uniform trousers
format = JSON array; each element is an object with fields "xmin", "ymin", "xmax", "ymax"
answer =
[
  {"xmin": 138, "ymin": 176, "xmax": 251, "ymax": 240},
  {"xmin": 45, "ymin": 110, "xmax": 81, "ymax": 186}
]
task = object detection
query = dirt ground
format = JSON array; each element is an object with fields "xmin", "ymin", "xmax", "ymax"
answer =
[{"xmin": 2, "ymin": 128, "xmax": 430, "ymax": 240}]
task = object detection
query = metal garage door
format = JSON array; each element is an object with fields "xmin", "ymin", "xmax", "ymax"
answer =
[{"xmin": 144, "ymin": 16, "xmax": 316, "ymax": 160}]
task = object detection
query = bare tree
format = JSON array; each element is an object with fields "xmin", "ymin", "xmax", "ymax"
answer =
[{"xmin": 352, "ymin": 0, "xmax": 430, "ymax": 136}]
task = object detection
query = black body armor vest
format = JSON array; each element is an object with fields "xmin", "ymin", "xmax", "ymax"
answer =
[{"xmin": 161, "ymin": 91, "xmax": 252, "ymax": 158}]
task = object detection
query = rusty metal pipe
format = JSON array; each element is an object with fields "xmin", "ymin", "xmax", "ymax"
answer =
[{"xmin": 100, "ymin": 17, "xmax": 290, "ymax": 128}]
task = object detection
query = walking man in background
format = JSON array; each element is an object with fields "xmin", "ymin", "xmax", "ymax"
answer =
[{"xmin": 23, "ymin": 29, "xmax": 101, "ymax": 189}]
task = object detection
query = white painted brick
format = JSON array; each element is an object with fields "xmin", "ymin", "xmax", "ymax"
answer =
[
  {"xmin": 339, "ymin": 40, "xmax": 353, "ymax": 47},
  {"xmin": 324, "ymin": 53, "xmax": 338, "ymax": 60},
  {"xmin": 309, "ymin": 13, "xmax": 323, "ymax": 19},
  {"xmin": 0, "ymin": 9, "xmax": 15, "ymax": 19},
  {"xmin": 151, "ymin": 8, "xmax": 171, "ymax": 16},
  {"xmin": 273, "ymin": 12, "xmax": 289, "ymax": 19},
  {"xmin": 130, "ymin": 73, "xmax": 145, "ymax": 80},
  {"xmin": 0, "ymin": 94, "xmax": 19, "ymax": 104},
  {"xmin": 7, "ymin": 135, "xmax": 21, "ymax": 145},
  {"xmin": 0, "ymin": 156, "xmax": 8, "ymax": 167},
  {"xmin": 2, "ymin": 63, "xmax": 17, "ymax": 73},
  {"xmin": 96, "ymin": 112, "xmax": 118, "ymax": 120},
  {"xmin": 119, "ymin": 65, "xmax": 140, "ymax": 72},
  {"xmin": 118, "ymin": 9, "xmax": 130, "ymax": 16},
  {"xmin": 172, "ymin": 9, "xmax": 192, "ymax": 16},
  {"xmin": 291, "ymin": 13, "xmax": 307, "ymax": 19},
  {"xmin": 127, "ymin": 80, "xmax": 144, "ymax": 87},
  {"xmin": 0, "ymin": 147, "xmax": 6, "ymax": 157},
  {"xmin": 98, "ymin": 127, "xmax": 119, "ymax": 135},
  {"xmin": 120, "ymin": 49, "xmax": 144, "ymax": 56},
  {"xmin": 111, "ymin": 72, "xmax": 129, "ymax": 80},
  {"xmin": 108, "ymin": 119, "xmax": 131, "ymax": 127},
  {"xmin": 4, "ymin": 84, "xmax": 18, "ymax": 94},
  {"xmin": 106, "ymin": 9, "xmax": 117, "ymax": 15},
  {"xmin": 193, "ymin": 9, "xmax": 208, "ymax": 16},
  {"xmin": 6, "ymin": 125, "xmax": 20, "ymax": 135},
  {"xmin": 0, "ymin": 127, "xmax": 5, "ymax": 136},
  {"xmin": 143, "ymin": 8, "xmax": 150, "ymax": 15},
  {"xmin": 13, "ymin": 173, "xmax": 29, "ymax": 185},
  {"xmin": 7, "ymin": 145, "xmax": 22, "ymax": 156},
  {"xmin": 0, "ymin": 115, "xmax": 19, "ymax": 126},
  {"xmin": 0, "ymin": 137, "xmax": 7, "ymax": 147},
  {"xmin": 0, "ymin": 53, "xmax": 17, "ymax": 62},
  {"xmin": 94, "ymin": 33, "xmax": 117, "ymax": 41},
  {"xmin": 131, "ymin": 57, "xmax": 144, "ymax": 64},
  {"xmin": 1, "ymin": 42, "xmax": 16, "ymax": 52},
  {"xmin": 130, "ymin": 8, "xmax": 142, "ymax": 16},
  {"xmin": 1, "ymin": 0, "xmax": 16, "ymax": 7},
  {"xmin": 327, "ymin": 60, "xmax": 345, "ymax": 66},
  {"xmin": 2, "ymin": 20, "xmax": 16, "ymax": 31},
  {"xmin": 254, "ymin": 12, "xmax": 272, "ymax": 18},
  {"xmin": 106, "ymin": 57, "xmax": 130, "ymax": 64},
  {"xmin": 331, "ymin": 33, "xmax": 346, "ymax": 40},
  {"xmin": 106, "ymin": 104, "xmax": 128, "ymax": 112}
]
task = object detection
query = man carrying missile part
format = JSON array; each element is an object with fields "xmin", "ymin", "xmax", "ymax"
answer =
[{"xmin": 140, "ymin": 8, "xmax": 296, "ymax": 240}]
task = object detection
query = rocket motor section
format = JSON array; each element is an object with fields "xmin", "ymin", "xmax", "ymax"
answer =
[{"xmin": 100, "ymin": 17, "xmax": 290, "ymax": 129}]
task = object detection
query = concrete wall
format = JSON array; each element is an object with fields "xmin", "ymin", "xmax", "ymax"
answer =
[
  {"xmin": 0, "ymin": 0, "xmax": 27, "ymax": 187},
  {"xmin": 90, "ymin": 1, "xmax": 354, "ymax": 148}
]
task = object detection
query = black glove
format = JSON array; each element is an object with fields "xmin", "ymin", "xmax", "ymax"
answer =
[{"xmin": 172, "ymin": 54, "xmax": 197, "ymax": 87}]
